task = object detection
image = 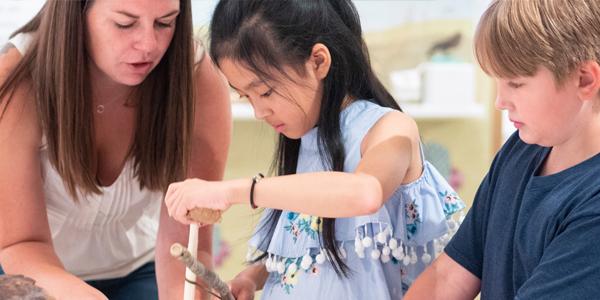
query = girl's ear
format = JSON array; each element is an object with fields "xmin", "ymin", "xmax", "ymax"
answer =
[
  {"xmin": 308, "ymin": 43, "xmax": 331, "ymax": 80},
  {"xmin": 577, "ymin": 60, "xmax": 600, "ymax": 101}
]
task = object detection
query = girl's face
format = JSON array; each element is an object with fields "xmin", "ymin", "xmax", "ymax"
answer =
[
  {"xmin": 219, "ymin": 58, "xmax": 324, "ymax": 139},
  {"xmin": 85, "ymin": 0, "xmax": 179, "ymax": 86},
  {"xmin": 495, "ymin": 66, "xmax": 583, "ymax": 147}
]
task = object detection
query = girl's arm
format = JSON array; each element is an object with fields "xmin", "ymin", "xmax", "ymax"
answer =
[
  {"xmin": 156, "ymin": 51, "xmax": 232, "ymax": 299},
  {"xmin": 166, "ymin": 110, "xmax": 421, "ymax": 222},
  {"xmin": 0, "ymin": 48, "xmax": 106, "ymax": 300},
  {"xmin": 228, "ymin": 263, "xmax": 269, "ymax": 299}
]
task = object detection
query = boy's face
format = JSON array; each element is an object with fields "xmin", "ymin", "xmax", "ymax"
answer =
[
  {"xmin": 495, "ymin": 66, "xmax": 583, "ymax": 147},
  {"xmin": 219, "ymin": 58, "xmax": 323, "ymax": 139}
]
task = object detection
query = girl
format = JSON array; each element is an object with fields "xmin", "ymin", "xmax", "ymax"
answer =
[
  {"xmin": 0, "ymin": 0, "xmax": 231, "ymax": 299},
  {"xmin": 165, "ymin": 0, "xmax": 464, "ymax": 299}
]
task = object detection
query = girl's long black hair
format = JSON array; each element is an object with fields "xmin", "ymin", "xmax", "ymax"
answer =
[{"xmin": 209, "ymin": 0, "xmax": 401, "ymax": 276}]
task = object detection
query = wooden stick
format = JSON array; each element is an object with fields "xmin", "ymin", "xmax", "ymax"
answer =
[
  {"xmin": 183, "ymin": 224, "xmax": 199, "ymax": 300},
  {"xmin": 0, "ymin": 275, "xmax": 54, "ymax": 300},
  {"xmin": 186, "ymin": 208, "xmax": 222, "ymax": 224},
  {"xmin": 171, "ymin": 243, "xmax": 234, "ymax": 300}
]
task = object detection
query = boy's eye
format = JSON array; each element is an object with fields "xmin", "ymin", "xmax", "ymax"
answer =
[
  {"xmin": 508, "ymin": 82, "xmax": 524, "ymax": 88},
  {"xmin": 260, "ymin": 89, "xmax": 273, "ymax": 97}
]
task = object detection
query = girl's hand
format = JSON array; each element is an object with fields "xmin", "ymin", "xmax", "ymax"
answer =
[
  {"xmin": 164, "ymin": 178, "xmax": 231, "ymax": 225},
  {"xmin": 228, "ymin": 276, "xmax": 257, "ymax": 300}
]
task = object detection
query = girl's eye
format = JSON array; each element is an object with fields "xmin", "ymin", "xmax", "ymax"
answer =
[
  {"xmin": 115, "ymin": 22, "xmax": 135, "ymax": 29},
  {"xmin": 260, "ymin": 89, "xmax": 273, "ymax": 98}
]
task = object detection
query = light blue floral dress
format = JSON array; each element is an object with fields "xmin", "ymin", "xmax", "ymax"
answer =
[{"xmin": 248, "ymin": 100, "xmax": 465, "ymax": 299}]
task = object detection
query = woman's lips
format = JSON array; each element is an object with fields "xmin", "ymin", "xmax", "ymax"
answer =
[{"xmin": 128, "ymin": 62, "xmax": 152, "ymax": 73}]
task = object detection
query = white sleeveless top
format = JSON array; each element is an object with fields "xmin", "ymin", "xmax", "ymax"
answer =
[{"xmin": 9, "ymin": 33, "xmax": 162, "ymax": 280}]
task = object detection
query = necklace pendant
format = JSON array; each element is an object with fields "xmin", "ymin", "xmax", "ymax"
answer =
[{"xmin": 96, "ymin": 104, "xmax": 105, "ymax": 114}]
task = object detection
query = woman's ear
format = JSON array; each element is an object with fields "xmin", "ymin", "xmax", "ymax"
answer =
[
  {"xmin": 308, "ymin": 43, "xmax": 331, "ymax": 80},
  {"xmin": 577, "ymin": 61, "xmax": 600, "ymax": 101}
]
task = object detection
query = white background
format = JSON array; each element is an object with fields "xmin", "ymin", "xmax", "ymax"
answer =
[{"xmin": 0, "ymin": 0, "xmax": 488, "ymax": 44}]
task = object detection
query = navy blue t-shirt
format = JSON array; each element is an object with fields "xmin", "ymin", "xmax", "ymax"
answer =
[{"xmin": 446, "ymin": 132, "xmax": 600, "ymax": 299}]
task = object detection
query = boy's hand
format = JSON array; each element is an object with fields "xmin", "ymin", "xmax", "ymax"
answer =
[{"xmin": 165, "ymin": 178, "xmax": 231, "ymax": 225}]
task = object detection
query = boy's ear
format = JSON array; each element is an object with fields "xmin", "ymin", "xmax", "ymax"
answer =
[
  {"xmin": 577, "ymin": 61, "xmax": 600, "ymax": 101},
  {"xmin": 308, "ymin": 43, "xmax": 331, "ymax": 80}
]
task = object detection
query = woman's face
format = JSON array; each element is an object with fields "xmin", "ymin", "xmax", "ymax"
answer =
[{"xmin": 85, "ymin": 0, "xmax": 180, "ymax": 86}]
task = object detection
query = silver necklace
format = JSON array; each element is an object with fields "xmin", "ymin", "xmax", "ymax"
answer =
[
  {"xmin": 96, "ymin": 104, "xmax": 106, "ymax": 114},
  {"xmin": 95, "ymin": 98, "xmax": 125, "ymax": 114}
]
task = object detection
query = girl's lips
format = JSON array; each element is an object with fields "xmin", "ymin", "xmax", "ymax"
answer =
[{"xmin": 274, "ymin": 124, "xmax": 285, "ymax": 133}]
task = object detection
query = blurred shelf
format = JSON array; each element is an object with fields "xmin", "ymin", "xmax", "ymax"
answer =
[
  {"xmin": 232, "ymin": 102, "xmax": 255, "ymax": 120},
  {"xmin": 232, "ymin": 101, "xmax": 485, "ymax": 121},
  {"xmin": 400, "ymin": 102, "xmax": 485, "ymax": 120}
]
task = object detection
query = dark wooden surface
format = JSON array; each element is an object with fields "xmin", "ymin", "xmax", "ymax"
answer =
[{"xmin": 0, "ymin": 274, "xmax": 51, "ymax": 300}]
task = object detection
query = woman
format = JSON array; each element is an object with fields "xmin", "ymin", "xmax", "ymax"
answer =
[{"xmin": 0, "ymin": 0, "xmax": 231, "ymax": 299}]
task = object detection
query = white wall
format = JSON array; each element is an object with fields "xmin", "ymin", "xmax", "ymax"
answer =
[
  {"xmin": 0, "ymin": 0, "xmax": 489, "ymax": 45},
  {"xmin": 0, "ymin": 0, "xmax": 45, "ymax": 44}
]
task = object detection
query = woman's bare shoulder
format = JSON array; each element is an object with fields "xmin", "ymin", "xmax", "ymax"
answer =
[
  {"xmin": 0, "ymin": 43, "xmax": 23, "ymax": 77},
  {"xmin": 0, "ymin": 44, "xmax": 41, "ymax": 147}
]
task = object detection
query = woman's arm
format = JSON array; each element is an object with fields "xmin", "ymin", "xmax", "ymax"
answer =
[
  {"xmin": 0, "ymin": 48, "xmax": 106, "ymax": 300},
  {"xmin": 156, "ymin": 51, "xmax": 231, "ymax": 299},
  {"xmin": 165, "ymin": 110, "xmax": 420, "ymax": 222}
]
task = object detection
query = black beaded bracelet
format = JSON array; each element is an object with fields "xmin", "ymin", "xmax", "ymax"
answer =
[{"xmin": 250, "ymin": 173, "xmax": 264, "ymax": 209}]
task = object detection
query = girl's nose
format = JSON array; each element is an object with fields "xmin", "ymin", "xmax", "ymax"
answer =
[{"xmin": 253, "ymin": 103, "xmax": 271, "ymax": 120}]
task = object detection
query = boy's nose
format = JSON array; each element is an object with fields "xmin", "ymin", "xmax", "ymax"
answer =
[
  {"xmin": 494, "ymin": 95, "xmax": 508, "ymax": 110},
  {"xmin": 494, "ymin": 87, "xmax": 512, "ymax": 111}
]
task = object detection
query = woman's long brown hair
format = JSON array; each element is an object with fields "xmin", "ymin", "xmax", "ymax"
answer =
[{"xmin": 0, "ymin": 0, "xmax": 195, "ymax": 199}]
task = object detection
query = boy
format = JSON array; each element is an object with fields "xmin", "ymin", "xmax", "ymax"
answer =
[{"xmin": 405, "ymin": 0, "xmax": 600, "ymax": 299}]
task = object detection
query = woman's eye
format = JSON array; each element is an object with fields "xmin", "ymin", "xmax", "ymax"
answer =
[
  {"xmin": 115, "ymin": 22, "xmax": 134, "ymax": 29},
  {"xmin": 156, "ymin": 21, "xmax": 175, "ymax": 28}
]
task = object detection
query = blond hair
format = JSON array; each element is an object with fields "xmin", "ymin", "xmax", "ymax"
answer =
[{"xmin": 475, "ymin": 0, "xmax": 600, "ymax": 83}]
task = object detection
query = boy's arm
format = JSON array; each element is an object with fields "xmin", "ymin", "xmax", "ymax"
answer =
[
  {"xmin": 405, "ymin": 144, "xmax": 506, "ymax": 299},
  {"xmin": 404, "ymin": 253, "xmax": 480, "ymax": 300}
]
